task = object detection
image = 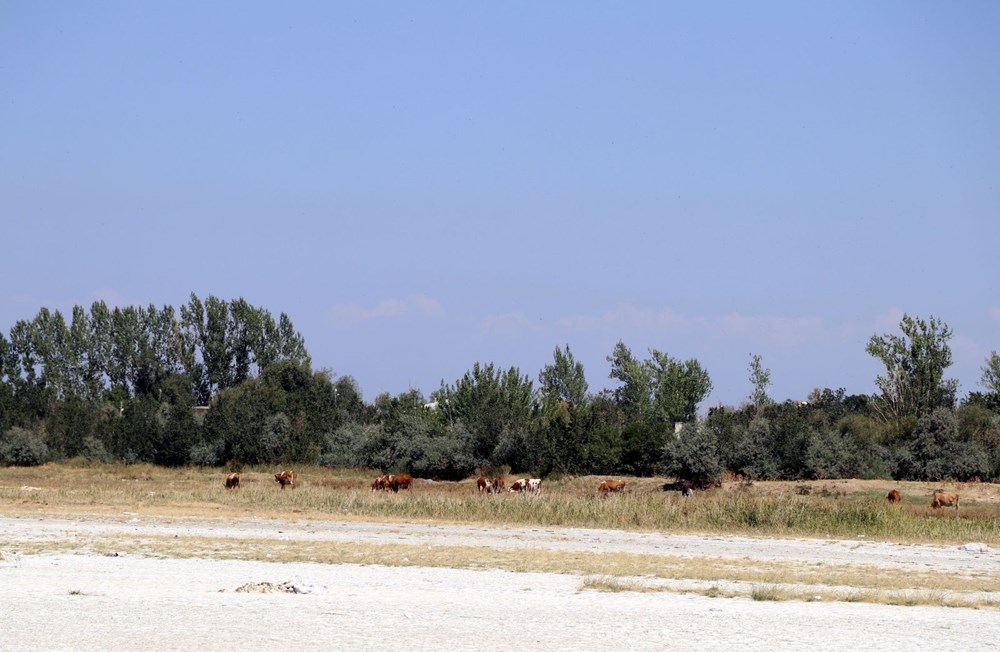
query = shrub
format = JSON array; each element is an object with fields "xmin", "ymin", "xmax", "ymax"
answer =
[
  {"xmin": 897, "ymin": 408, "xmax": 990, "ymax": 481},
  {"xmin": 663, "ymin": 421, "xmax": 722, "ymax": 488},
  {"xmin": 804, "ymin": 428, "xmax": 855, "ymax": 479},
  {"xmin": 260, "ymin": 412, "xmax": 292, "ymax": 463},
  {"xmin": 729, "ymin": 418, "xmax": 780, "ymax": 480},
  {"xmin": 340, "ymin": 422, "xmax": 398, "ymax": 471},
  {"xmin": 80, "ymin": 436, "xmax": 113, "ymax": 463},
  {"xmin": 188, "ymin": 438, "xmax": 224, "ymax": 466},
  {"xmin": 804, "ymin": 428, "xmax": 891, "ymax": 480},
  {"xmin": 0, "ymin": 426, "xmax": 50, "ymax": 466}
]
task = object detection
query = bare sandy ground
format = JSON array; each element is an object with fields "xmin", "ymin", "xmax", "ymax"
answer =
[{"xmin": 1, "ymin": 515, "xmax": 998, "ymax": 651}]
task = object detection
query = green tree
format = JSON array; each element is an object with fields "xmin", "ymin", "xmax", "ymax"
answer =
[
  {"xmin": 437, "ymin": 362, "xmax": 535, "ymax": 468},
  {"xmin": 866, "ymin": 314, "xmax": 957, "ymax": 420},
  {"xmin": 606, "ymin": 341, "xmax": 651, "ymax": 421},
  {"xmin": 152, "ymin": 374, "xmax": 199, "ymax": 466},
  {"xmin": 538, "ymin": 345, "xmax": 589, "ymax": 407},
  {"xmin": 748, "ymin": 353, "xmax": 773, "ymax": 407},
  {"xmin": 982, "ymin": 351, "xmax": 1000, "ymax": 390},
  {"xmin": 202, "ymin": 296, "xmax": 232, "ymax": 394},
  {"xmin": 646, "ymin": 349, "xmax": 712, "ymax": 426},
  {"xmin": 535, "ymin": 345, "xmax": 591, "ymax": 474}
]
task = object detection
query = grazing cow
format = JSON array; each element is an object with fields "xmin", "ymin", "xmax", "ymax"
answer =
[
  {"xmin": 597, "ymin": 479, "xmax": 626, "ymax": 497},
  {"xmin": 371, "ymin": 475, "xmax": 389, "ymax": 492},
  {"xmin": 491, "ymin": 477, "xmax": 506, "ymax": 493},
  {"xmin": 526, "ymin": 478, "xmax": 542, "ymax": 495},
  {"xmin": 509, "ymin": 478, "xmax": 529, "ymax": 493},
  {"xmin": 224, "ymin": 472, "xmax": 241, "ymax": 489},
  {"xmin": 477, "ymin": 476, "xmax": 491, "ymax": 493},
  {"xmin": 662, "ymin": 479, "xmax": 695, "ymax": 496},
  {"xmin": 930, "ymin": 491, "xmax": 959, "ymax": 511},
  {"xmin": 387, "ymin": 473, "xmax": 413, "ymax": 493},
  {"xmin": 274, "ymin": 470, "xmax": 297, "ymax": 490},
  {"xmin": 886, "ymin": 489, "xmax": 901, "ymax": 504}
]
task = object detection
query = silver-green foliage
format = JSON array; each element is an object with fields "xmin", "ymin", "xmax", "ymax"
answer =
[{"xmin": 0, "ymin": 426, "xmax": 49, "ymax": 466}]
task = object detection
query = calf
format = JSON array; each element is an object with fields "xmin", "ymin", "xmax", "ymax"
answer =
[
  {"xmin": 274, "ymin": 470, "xmax": 297, "ymax": 490},
  {"xmin": 224, "ymin": 472, "xmax": 241, "ymax": 489},
  {"xmin": 886, "ymin": 489, "xmax": 901, "ymax": 504},
  {"xmin": 930, "ymin": 491, "xmax": 959, "ymax": 511},
  {"xmin": 597, "ymin": 479, "xmax": 626, "ymax": 497}
]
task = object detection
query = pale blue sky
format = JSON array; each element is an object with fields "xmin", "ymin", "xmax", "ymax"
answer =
[{"xmin": 2, "ymin": 2, "xmax": 998, "ymax": 407}]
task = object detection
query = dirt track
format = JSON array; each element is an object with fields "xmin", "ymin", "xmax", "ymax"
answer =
[{"xmin": 1, "ymin": 515, "xmax": 999, "ymax": 651}]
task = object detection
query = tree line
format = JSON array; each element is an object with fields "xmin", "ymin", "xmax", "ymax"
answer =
[{"xmin": 2, "ymin": 299, "xmax": 998, "ymax": 484}]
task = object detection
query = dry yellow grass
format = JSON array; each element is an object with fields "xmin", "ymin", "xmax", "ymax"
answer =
[{"xmin": 3, "ymin": 463, "xmax": 999, "ymax": 544}]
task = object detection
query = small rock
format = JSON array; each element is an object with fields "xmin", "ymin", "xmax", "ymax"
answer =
[{"xmin": 961, "ymin": 543, "xmax": 989, "ymax": 553}]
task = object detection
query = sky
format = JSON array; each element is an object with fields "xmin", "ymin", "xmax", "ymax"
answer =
[{"xmin": 2, "ymin": 2, "xmax": 998, "ymax": 409}]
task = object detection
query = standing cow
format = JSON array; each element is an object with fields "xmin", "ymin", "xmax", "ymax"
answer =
[
  {"xmin": 930, "ymin": 490, "xmax": 959, "ymax": 511},
  {"xmin": 886, "ymin": 489, "xmax": 901, "ymax": 504},
  {"xmin": 509, "ymin": 478, "xmax": 529, "ymax": 493},
  {"xmin": 274, "ymin": 470, "xmax": 297, "ymax": 489},
  {"xmin": 597, "ymin": 479, "xmax": 626, "ymax": 497},
  {"xmin": 224, "ymin": 472, "xmax": 241, "ymax": 489},
  {"xmin": 387, "ymin": 473, "xmax": 413, "ymax": 492}
]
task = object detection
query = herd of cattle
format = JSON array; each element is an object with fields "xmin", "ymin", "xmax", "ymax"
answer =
[{"xmin": 221, "ymin": 471, "xmax": 963, "ymax": 510}]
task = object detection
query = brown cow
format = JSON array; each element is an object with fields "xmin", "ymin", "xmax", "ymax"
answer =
[
  {"xmin": 597, "ymin": 479, "xmax": 626, "ymax": 497},
  {"xmin": 371, "ymin": 475, "xmax": 389, "ymax": 491},
  {"xmin": 477, "ymin": 476, "xmax": 492, "ymax": 493},
  {"xmin": 491, "ymin": 476, "xmax": 505, "ymax": 493},
  {"xmin": 224, "ymin": 472, "xmax": 241, "ymax": 489},
  {"xmin": 387, "ymin": 473, "xmax": 413, "ymax": 492},
  {"xmin": 274, "ymin": 470, "xmax": 297, "ymax": 489},
  {"xmin": 930, "ymin": 490, "xmax": 959, "ymax": 511},
  {"xmin": 886, "ymin": 489, "xmax": 901, "ymax": 504}
]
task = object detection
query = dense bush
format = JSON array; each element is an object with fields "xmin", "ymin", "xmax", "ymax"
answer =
[
  {"xmin": 0, "ymin": 426, "xmax": 50, "ymax": 466},
  {"xmin": 732, "ymin": 418, "xmax": 781, "ymax": 480},
  {"xmin": 895, "ymin": 408, "xmax": 990, "ymax": 481},
  {"xmin": 663, "ymin": 421, "xmax": 722, "ymax": 488},
  {"xmin": 803, "ymin": 429, "xmax": 890, "ymax": 480},
  {"xmin": 189, "ymin": 438, "xmax": 224, "ymax": 466},
  {"xmin": 79, "ymin": 436, "xmax": 113, "ymax": 463}
]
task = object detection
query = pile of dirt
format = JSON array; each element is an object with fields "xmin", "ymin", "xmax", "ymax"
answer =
[
  {"xmin": 233, "ymin": 581, "xmax": 297, "ymax": 594},
  {"xmin": 232, "ymin": 580, "xmax": 316, "ymax": 594}
]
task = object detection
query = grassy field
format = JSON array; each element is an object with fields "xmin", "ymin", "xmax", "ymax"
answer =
[{"xmin": 2, "ymin": 462, "xmax": 998, "ymax": 545}]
